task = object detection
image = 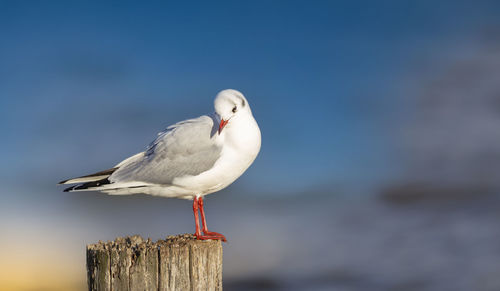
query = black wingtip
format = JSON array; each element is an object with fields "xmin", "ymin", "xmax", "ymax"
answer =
[
  {"xmin": 62, "ymin": 178, "xmax": 112, "ymax": 192},
  {"xmin": 58, "ymin": 167, "xmax": 118, "ymax": 186},
  {"xmin": 63, "ymin": 185, "xmax": 75, "ymax": 192}
]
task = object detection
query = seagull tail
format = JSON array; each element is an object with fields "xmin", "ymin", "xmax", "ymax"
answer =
[{"xmin": 59, "ymin": 152, "xmax": 146, "ymax": 193}]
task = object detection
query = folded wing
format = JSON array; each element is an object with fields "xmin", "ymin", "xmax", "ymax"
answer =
[{"xmin": 109, "ymin": 115, "xmax": 222, "ymax": 185}]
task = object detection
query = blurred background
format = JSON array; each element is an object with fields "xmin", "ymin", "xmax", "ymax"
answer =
[{"xmin": 2, "ymin": 1, "xmax": 500, "ymax": 290}]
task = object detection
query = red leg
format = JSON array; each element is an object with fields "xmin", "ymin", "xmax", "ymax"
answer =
[
  {"xmin": 192, "ymin": 196, "xmax": 202, "ymax": 237},
  {"xmin": 192, "ymin": 196, "xmax": 227, "ymax": 242},
  {"xmin": 199, "ymin": 197, "xmax": 227, "ymax": 242}
]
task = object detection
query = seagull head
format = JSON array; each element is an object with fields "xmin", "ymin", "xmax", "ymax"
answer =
[{"xmin": 214, "ymin": 89, "xmax": 250, "ymax": 134}]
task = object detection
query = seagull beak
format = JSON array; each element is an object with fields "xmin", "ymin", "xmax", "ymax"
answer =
[{"xmin": 218, "ymin": 119, "xmax": 228, "ymax": 134}]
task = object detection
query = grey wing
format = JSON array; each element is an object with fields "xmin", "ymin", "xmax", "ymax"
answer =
[{"xmin": 109, "ymin": 115, "xmax": 222, "ymax": 185}]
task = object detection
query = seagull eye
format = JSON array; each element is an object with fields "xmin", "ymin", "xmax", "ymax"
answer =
[{"xmin": 232, "ymin": 106, "xmax": 237, "ymax": 113}]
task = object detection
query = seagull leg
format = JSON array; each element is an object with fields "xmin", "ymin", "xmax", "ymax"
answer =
[
  {"xmin": 199, "ymin": 196, "xmax": 227, "ymax": 242},
  {"xmin": 193, "ymin": 196, "xmax": 227, "ymax": 242},
  {"xmin": 193, "ymin": 196, "xmax": 203, "ymax": 238}
]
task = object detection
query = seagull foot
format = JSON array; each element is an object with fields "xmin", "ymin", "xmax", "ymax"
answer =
[{"xmin": 195, "ymin": 231, "xmax": 227, "ymax": 242}]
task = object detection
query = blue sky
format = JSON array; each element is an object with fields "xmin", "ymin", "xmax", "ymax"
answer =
[{"xmin": 1, "ymin": 0, "xmax": 500, "ymax": 194}]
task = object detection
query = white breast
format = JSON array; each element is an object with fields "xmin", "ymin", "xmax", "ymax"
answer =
[{"xmin": 172, "ymin": 113, "xmax": 261, "ymax": 196}]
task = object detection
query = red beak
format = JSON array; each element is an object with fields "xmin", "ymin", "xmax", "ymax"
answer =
[{"xmin": 218, "ymin": 119, "xmax": 228, "ymax": 134}]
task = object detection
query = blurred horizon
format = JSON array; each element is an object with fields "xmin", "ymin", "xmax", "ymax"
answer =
[{"xmin": 2, "ymin": 1, "xmax": 500, "ymax": 290}]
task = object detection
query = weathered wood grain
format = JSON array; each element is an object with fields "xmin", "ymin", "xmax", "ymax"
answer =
[{"xmin": 86, "ymin": 234, "xmax": 223, "ymax": 291}]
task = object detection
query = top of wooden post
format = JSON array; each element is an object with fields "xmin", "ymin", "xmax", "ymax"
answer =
[
  {"xmin": 87, "ymin": 233, "xmax": 207, "ymax": 251},
  {"xmin": 87, "ymin": 234, "xmax": 223, "ymax": 291}
]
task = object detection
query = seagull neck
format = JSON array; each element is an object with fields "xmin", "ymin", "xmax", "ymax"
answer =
[{"xmin": 222, "ymin": 115, "xmax": 261, "ymax": 153}]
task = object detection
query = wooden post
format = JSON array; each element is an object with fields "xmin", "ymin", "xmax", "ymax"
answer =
[{"xmin": 86, "ymin": 234, "xmax": 223, "ymax": 291}]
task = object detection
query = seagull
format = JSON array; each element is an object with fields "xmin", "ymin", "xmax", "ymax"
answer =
[{"xmin": 59, "ymin": 89, "xmax": 261, "ymax": 242}]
